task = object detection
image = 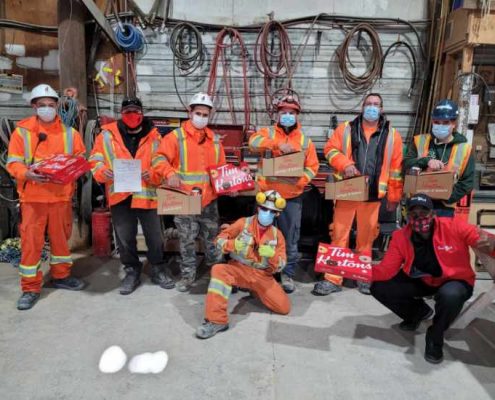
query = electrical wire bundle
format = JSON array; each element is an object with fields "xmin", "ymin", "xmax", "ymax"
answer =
[
  {"xmin": 207, "ymin": 28, "xmax": 251, "ymax": 130},
  {"xmin": 57, "ymin": 96, "xmax": 80, "ymax": 127},
  {"xmin": 336, "ymin": 23, "xmax": 383, "ymax": 94},
  {"xmin": 381, "ymin": 41, "xmax": 417, "ymax": 98},
  {"xmin": 114, "ymin": 22, "xmax": 145, "ymax": 53},
  {"xmin": 254, "ymin": 20, "xmax": 293, "ymax": 118},
  {"xmin": 170, "ymin": 22, "xmax": 205, "ymax": 108}
]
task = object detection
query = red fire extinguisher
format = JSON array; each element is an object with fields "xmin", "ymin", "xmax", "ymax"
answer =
[{"xmin": 92, "ymin": 208, "xmax": 112, "ymax": 257}]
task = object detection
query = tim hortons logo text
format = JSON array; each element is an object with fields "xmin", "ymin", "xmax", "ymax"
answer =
[
  {"xmin": 212, "ymin": 164, "xmax": 254, "ymax": 192},
  {"xmin": 316, "ymin": 246, "xmax": 372, "ymax": 270},
  {"xmin": 277, "ymin": 159, "xmax": 301, "ymax": 174}
]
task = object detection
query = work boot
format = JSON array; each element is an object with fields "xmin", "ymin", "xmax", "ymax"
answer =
[
  {"xmin": 357, "ymin": 281, "xmax": 371, "ymax": 295},
  {"xmin": 51, "ymin": 276, "xmax": 85, "ymax": 291},
  {"xmin": 196, "ymin": 321, "xmax": 229, "ymax": 339},
  {"xmin": 176, "ymin": 274, "xmax": 195, "ymax": 292},
  {"xmin": 399, "ymin": 306, "xmax": 434, "ymax": 331},
  {"xmin": 17, "ymin": 292, "xmax": 40, "ymax": 311},
  {"xmin": 150, "ymin": 265, "xmax": 175, "ymax": 289},
  {"xmin": 312, "ymin": 280, "xmax": 342, "ymax": 296},
  {"xmin": 424, "ymin": 327, "xmax": 444, "ymax": 364},
  {"xmin": 281, "ymin": 273, "xmax": 295, "ymax": 293},
  {"xmin": 119, "ymin": 268, "xmax": 141, "ymax": 295}
]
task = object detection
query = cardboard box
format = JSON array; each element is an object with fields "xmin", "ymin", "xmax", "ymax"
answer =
[
  {"xmin": 157, "ymin": 187, "xmax": 201, "ymax": 215},
  {"xmin": 208, "ymin": 162, "xmax": 256, "ymax": 195},
  {"xmin": 403, "ymin": 171, "xmax": 455, "ymax": 200},
  {"xmin": 445, "ymin": 8, "xmax": 495, "ymax": 51},
  {"xmin": 314, "ymin": 243, "xmax": 372, "ymax": 283},
  {"xmin": 32, "ymin": 154, "xmax": 91, "ymax": 184},
  {"xmin": 325, "ymin": 175, "xmax": 369, "ymax": 201},
  {"xmin": 261, "ymin": 152, "xmax": 304, "ymax": 177}
]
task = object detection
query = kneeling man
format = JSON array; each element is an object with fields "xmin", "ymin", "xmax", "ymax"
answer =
[{"xmin": 196, "ymin": 190, "xmax": 291, "ymax": 339}]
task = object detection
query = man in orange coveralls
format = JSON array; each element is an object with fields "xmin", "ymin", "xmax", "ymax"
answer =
[
  {"xmin": 6, "ymin": 84, "xmax": 86, "ymax": 310},
  {"xmin": 196, "ymin": 190, "xmax": 290, "ymax": 339},
  {"xmin": 313, "ymin": 93, "xmax": 403, "ymax": 297},
  {"xmin": 249, "ymin": 95, "xmax": 319, "ymax": 293}
]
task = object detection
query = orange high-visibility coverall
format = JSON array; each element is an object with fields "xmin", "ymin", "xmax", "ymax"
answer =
[
  {"xmin": 248, "ymin": 123, "xmax": 320, "ymax": 199},
  {"xmin": 152, "ymin": 120, "xmax": 226, "ymax": 207},
  {"xmin": 6, "ymin": 116, "xmax": 86, "ymax": 292},
  {"xmin": 205, "ymin": 216, "xmax": 290, "ymax": 324},
  {"xmin": 89, "ymin": 121, "xmax": 162, "ymax": 208},
  {"xmin": 324, "ymin": 122, "xmax": 403, "ymax": 285}
]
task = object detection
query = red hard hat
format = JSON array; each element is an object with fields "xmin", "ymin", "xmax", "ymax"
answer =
[{"xmin": 276, "ymin": 95, "xmax": 301, "ymax": 113}]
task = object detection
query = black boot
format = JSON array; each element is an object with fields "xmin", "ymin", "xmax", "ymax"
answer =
[
  {"xmin": 425, "ymin": 326, "xmax": 444, "ymax": 364},
  {"xmin": 150, "ymin": 265, "xmax": 175, "ymax": 289},
  {"xmin": 120, "ymin": 266, "xmax": 141, "ymax": 295},
  {"xmin": 17, "ymin": 292, "xmax": 40, "ymax": 311}
]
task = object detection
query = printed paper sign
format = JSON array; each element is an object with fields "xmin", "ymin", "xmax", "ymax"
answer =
[{"xmin": 113, "ymin": 159, "xmax": 142, "ymax": 193}]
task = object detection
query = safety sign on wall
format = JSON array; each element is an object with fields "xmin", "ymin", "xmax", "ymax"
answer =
[{"xmin": 0, "ymin": 73, "xmax": 23, "ymax": 94}]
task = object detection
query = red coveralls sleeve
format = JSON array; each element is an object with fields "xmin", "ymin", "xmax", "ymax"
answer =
[
  {"xmin": 387, "ymin": 129, "xmax": 404, "ymax": 203},
  {"xmin": 89, "ymin": 132, "xmax": 112, "ymax": 184},
  {"xmin": 296, "ymin": 139, "xmax": 320, "ymax": 189},
  {"xmin": 6, "ymin": 128, "xmax": 29, "ymax": 180},
  {"xmin": 73, "ymin": 129, "xmax": 86, "ymax": 156},
  {"xmin": 215, "ymin": 218, "xmax": 245, "ymax": 254},
  {"xmin": 152, "ymin": 133, "xmax": 180, "ymax": 179},
  {"xmin": 323, "ymin": 123, "xmax": 354, "ymax": 173},
  {"xmin": 372, "ymin": 230, "xmax": 406, "ymax": 282},
  {"xmin": 248, "ymin": 127, "xmax": 278, "ymax": 152}
]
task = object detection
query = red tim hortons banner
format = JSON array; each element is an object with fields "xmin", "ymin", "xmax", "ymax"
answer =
[
  {"xmin": 314, "ymin": 243, "xmax": 372, "ymax": 283},
  {"xmin": 208, "ymin": 162, "xmax": 256, "ymax": 195}
]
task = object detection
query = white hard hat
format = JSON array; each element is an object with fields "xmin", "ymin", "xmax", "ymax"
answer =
[
  {"xmin": 29, "ymin": 84, "xmax": 59, "ymax": 103},
  {"xmin": 188, "ymin": 92, "xmax": 213, "ymax": 109}
]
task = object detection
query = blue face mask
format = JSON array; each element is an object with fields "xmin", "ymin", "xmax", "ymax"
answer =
[
  {"xmin": 257, "ymin": 208, "xmax": 275, "ymax": 226},
  {"xmin": 280, "ymin": 113, "xmax": 296, "ymax": 128},
  {"xmin": 363, "ymin": 105, "xmax": 380, "ymax": 122},
  {"xmin": 431, "ymin": 124, "xmax": 451, "ymax": 140}
]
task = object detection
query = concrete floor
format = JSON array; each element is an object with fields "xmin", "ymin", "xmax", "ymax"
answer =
[{"xmin": 1, "ymin": 255, "xmax": 495, "ymax": 400}]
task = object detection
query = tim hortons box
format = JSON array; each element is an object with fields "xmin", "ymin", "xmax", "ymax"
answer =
[
  {"xmin": 314, "ymin": 243, "xmax": 372, "ymax": 283},
  {"xmin": 261, "ymin": 152, "xmax": 304, "ymax": 177},
  {"xmin": 32, "ymin": 154, "xmax": 91, "ymax": 184},
  {"xmin": 157, "ymin": 187, "xmax": 201, "ymax": 215},
  {"xmin": 403, "ymin": 171, "xmax": 455, "ymax": 200},
  {"xmin": 208, "ymin": 162, "xmax": 256, "ymax": 195},
  {"xmin": 325, "ymin": 175, "xmax": 369, "ymax": 201}
]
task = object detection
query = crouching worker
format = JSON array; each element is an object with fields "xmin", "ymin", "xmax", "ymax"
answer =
[
  {"xmin": 370, "ymin": 193, "xmax": 495, "ymax": 364},
  {"xmin": 196, "ymin": 190, "xmax": 291, "ymax": 339}
]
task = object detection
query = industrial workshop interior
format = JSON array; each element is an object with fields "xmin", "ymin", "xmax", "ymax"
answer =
[{"xmin": 1, "ymin": 0, "xmax": 495, "ymax": 398}]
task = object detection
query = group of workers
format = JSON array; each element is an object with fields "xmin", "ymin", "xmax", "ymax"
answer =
[{"xmin": 6, "ymin": 83, "xmax": 494, "ymax": 365}]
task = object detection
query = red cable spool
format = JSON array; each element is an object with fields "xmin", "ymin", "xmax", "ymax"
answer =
[{"xmin": 91, "ymin": 208, "xmax": 112, "ymax": 257}]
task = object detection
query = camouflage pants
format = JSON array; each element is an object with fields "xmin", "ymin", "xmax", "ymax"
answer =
[{"xmin": 174, "ymin": 201, "xmax": 222, "ymax": 278}]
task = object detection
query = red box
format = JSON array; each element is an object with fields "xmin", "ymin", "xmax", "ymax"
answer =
[
  {"xmin": 314, "ymin": 243, "xmax": 372, "ymax": 283},
  {"xmin": 208, "ymin": 162, "xmax": 256, "ymax": 195},
  {"xmin": 32, "ymin": 154, "xmax": 91, "ymax": 184}
]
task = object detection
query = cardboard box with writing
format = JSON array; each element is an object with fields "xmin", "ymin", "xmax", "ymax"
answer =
[
  {"xmin": 157, "ymin": 187, "xmax": 201, "ymax": 215},
  {"xmin": 261, "ymin": 152, "xmax": 304, "ymax": 177},
  {"xmin": 403, "ymin": 171, "xmax": 455, "ymax": 200},
  {"xmin": 325, "ymin": 175, "xmax": 369, "ymax": 201}
]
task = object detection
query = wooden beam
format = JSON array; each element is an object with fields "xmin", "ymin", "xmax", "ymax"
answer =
[
  {"xmin": 462, "ymin": 46, "xmax": 474, "ymax": 73},
  {"xmin": 58, "ymin": 0, "xmax": 87, "ymax": 107},
  {"xmin": 80, "ymin": 0, "xmax": 122, "ymax": 51}
]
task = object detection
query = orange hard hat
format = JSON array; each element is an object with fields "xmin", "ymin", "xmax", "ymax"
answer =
[{"xmin": 276, "ymin": 95, "xmax": 301, "ymax": 113}]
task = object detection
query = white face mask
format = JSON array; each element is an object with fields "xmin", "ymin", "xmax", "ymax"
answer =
[
  {"xmin": 36, "ymin": 106, "xmax": 57, "ymax": 123},
  {"xmin": 191, "ymin": 114, "xmax": 209, "ymax": 129}
]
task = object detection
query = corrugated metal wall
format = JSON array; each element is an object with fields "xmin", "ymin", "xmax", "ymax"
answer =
[{"xmin": 120, "ymin": 26, "xmax": 426, "ymax": 150}]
